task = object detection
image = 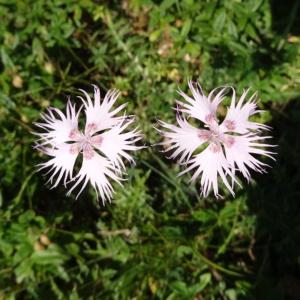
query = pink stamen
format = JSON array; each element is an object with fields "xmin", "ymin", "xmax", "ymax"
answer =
[
  {"xmin": 205, "ymin": 114, "xmax": 216, "ymax": 124},
  {"xmin": 83, "ymin": 149, "xmax": 94, "ymax": 160},
  {"xmin": 69, "ymin": 144, "xmax": 79, "ymax": 155},
  {"xmin": 91, "ymin": 135, "xmax": 103, "ymax": 145},
  {"xmin": 69, "ymin": 129, "xmax": 79, "ymax": 139},
  {"xmin": 209, "ymin": 143, "xmax": 221, "ymax": 153},
  {"xmin": 224, "ymin": 120, "xmax": 236, "ymax": 131},
  {"xmin": 86, "ymin": 123, "xmax": 97, "ymax": 133},
  {"xmin": 198, "ymin": 130, "xmax": 210, "ymax": 141},
  {"xmin": 224, "ymin": 136, "xmax": 235, "ymax": 148}
]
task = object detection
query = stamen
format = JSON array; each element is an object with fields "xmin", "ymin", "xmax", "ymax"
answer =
[
  {"xmin": 86, "ymin": 123, "xmax": 97, "ymax": 133},
  {"xmin": 91, "ymin": 135, "xmax": 103, "ymax": 145},
  {"xmin": 83, "ymin": 148, "xmax": 94, "ymax": 160},
  {"xmin": 205, "ymin": 113, "xmax": 216, "ymax": 124},
  {"xmin": 224, "ymin": 120, "xmax": 236, "ymax": 131},
  {"xmin": 197, "ymin": 130, "xmax": 210, "ymax": 141},
  {"xmin": 209, "ymin": 143, "xmax": 221, "ymax": 153},
  {"xmin": 69, "ymin": 144, "xmax": 79, "ymax": 154},
  {"xmin": 69, "ymin": 129, "xmax": 79, "ymax": 139},
  {"xmin": 224, "ymin": 136, "xmax": 235, "ymax": 148}
]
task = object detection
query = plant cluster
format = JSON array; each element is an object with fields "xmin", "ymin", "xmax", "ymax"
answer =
[{"xmin": 0, "ymin": 0, "xmax": 299, "ymax": 299}]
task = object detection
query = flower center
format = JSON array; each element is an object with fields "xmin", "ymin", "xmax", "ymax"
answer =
[
  {"xmin": 78, "ymin": 134, "xmax": 93, "ymax": 151},
  {"xmin": 203, "ymin": 114, "xmax": 235, "ymax": 152},
  {"xmin": 77, "ymin": 134, "xmax": 94, "ymax": 159},
  {"xmin": 208, "ymin": 123, "xmax": 222, "ymax": 143},
  {"xmin": 68, "ymin": 125, "xmax": 102, "ymax": 160}
]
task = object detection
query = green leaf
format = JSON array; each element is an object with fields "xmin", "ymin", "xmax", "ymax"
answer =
[
  {"xmin": 32, "ymin": 38, "xmax": 45, "ymax": 64},
  {"xmin": 213, "ymin": 9, "xmax": 226, "ymax": 32},
  {"xmin": 193, "ymin": 210, "xmax": 217, "ymax": 223},
  {"xmin": 198, "ymin": 273, "xmax": 211, "ymax": 292},
  {"xmin": 31, "ymin": 245, "xmax": 68, "ymax": 265},
  {"xmin": 181, "ymin": 19, "xmax": 192, "ymax": 37},
  {"xmin": 176, "ymin": 245, "xmax": 192, "ymax": 257},
  {"xmin": 149, "ymin": 29, "xmax": 161, "ymax": 42},
  {"xmin": 15, "ymin": 260, "xmax": 34, "ymax": 283},
  {"xmin": 160, "ymin": 0, "xmax": 177, "ymax": 11},
  {"xmin": 0, "ymin": 47, "xmax": 14, "ymax": 68}
]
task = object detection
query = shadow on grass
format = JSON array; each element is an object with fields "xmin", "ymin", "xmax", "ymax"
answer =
[
  {"xmin": 246, "ymin": 99, "xmax": 300, "ymax": 300},
  {"xmin": 270, "ymin": 0, "xmax": 300, "ymax": 36}
]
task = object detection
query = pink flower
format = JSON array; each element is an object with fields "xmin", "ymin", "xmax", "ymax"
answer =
[
  {"xmin": 34, "ymin": 85, "xmax": 142, "ymax": 204},
  {"xmin": 158, "ymin": 81, "xmax": 275, "ymax": 198}
]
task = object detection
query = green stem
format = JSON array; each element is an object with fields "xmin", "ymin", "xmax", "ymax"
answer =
[
  {"xmin": 12, "ymin": 170, "xmax": 35, "ymax": 205},
  {"xmin": 216, "ymin": 201, "xmax": 240, "ymax": 257}
]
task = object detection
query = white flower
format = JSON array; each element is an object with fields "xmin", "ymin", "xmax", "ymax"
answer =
[
  {"xmin": 34, "ymin": 85, "xmax": 142, "ymax": 204},
  {"xmin": 158, "ymin": 81, "xmax": 275, "ymax": 198}
]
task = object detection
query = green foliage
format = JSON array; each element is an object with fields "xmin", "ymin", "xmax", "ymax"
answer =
[{"xmin": 0, "ymin": 0, "xmax": 300, "ymax": 299}]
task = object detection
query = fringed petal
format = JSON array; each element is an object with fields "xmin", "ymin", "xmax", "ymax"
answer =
[
  {"xmin": 220, "ymin": 88, "xmax": 270, "ymax": 134},
  {"xmin": 34, "ymin": 100, "xmax": 80, "ymax": 145},
  {"xmin": 93, "ymin": 118, "xmax": 143, "ymax": 173},
  {"xmin": 67, "ymin": 151, "xmax": 122, "ymax": 204},
  {"xmin": 36, "ymin": 143, "xmax": 79, "ymax": 188},
  {"xmin": 223, "ymin": 133, "xmax": 276, "ymax": 181},
  {"xmin": 158, "ymin": 114, "xmax": 209, "ymax": 163},
  {"xmin": 176, "ymin": 80, "xmax": 226, "ymax": 124},
  {"xmin": 79, "ymin": 85, "xmax": 127, "ymax": 135},
  {"xmin": 179, "ymin": 145, "xmax": 238, "ymax": 197}
]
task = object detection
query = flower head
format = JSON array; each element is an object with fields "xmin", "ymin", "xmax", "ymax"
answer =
[
  {"xmin": 158, "ymin": 81, "xmax": 275, "ymax": 198},
  {"xmin": 34, "ymin": 85, "xmax": 142, "ymax": 204}
]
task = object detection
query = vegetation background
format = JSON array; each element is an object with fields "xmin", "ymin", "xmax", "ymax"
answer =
[{"xmin": 0, "ymin": 0, "xmax": 300, "ymax": 299}]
